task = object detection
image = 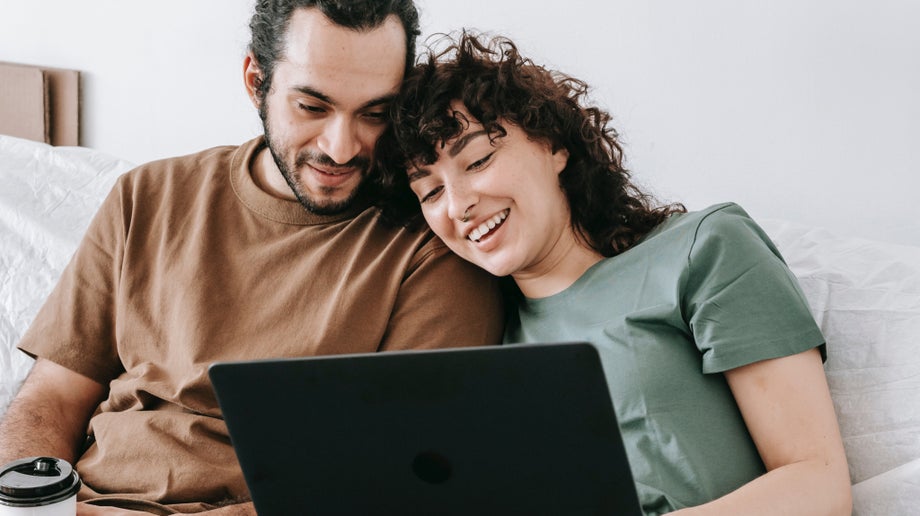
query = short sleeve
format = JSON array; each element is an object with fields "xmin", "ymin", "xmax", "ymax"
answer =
[
  {"xmin": 683, "ymin": 204, "xmax": 825, "ymax": 373},
  {"xmin": 379, "ymin": 237, "xmax": 505, "ymax": 351},
  {"xmin": 17, "ymin": 176, "xmax": 128, "ymax": 384}
]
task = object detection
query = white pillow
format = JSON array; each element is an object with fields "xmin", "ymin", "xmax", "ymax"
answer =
[
  {"xmin": 761, "ymin": 218, "xmax": 920, "ymax": 514},
  {"xmin": 0, "ymin": 135, "xmax": 134, "ymax": 416}
]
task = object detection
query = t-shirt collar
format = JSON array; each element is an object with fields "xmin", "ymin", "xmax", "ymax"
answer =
[{"xmin": 229, "ymin": 136, "xmax": 372, "ymax": 225}]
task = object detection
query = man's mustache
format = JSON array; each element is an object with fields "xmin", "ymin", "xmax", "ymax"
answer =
[{"xmin": 295, "ymin": 151, "xmax": 370, "ymax": 172}]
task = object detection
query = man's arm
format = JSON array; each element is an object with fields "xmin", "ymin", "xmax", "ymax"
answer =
[
  {"xmin": 671, "ymin": 348, "xmax": 852, "ymax": 515},
  {"xmin": 0, "ymin": 358, "xmax": 106, "ymax": 466},
  {"xmin": 380, "ymin": 240, "xmax": 505, "ymax": 351},
  {"xmin": 76, "ymin": 502, "xmax": 257, "ymax": 516}
]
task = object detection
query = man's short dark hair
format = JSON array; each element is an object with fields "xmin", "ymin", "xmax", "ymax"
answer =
[{"xmin": 248, "ymin": 0, "xmax": 420, "ymax": 100}]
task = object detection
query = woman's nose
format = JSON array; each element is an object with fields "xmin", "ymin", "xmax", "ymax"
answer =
[{"xmin": 446, "ymin": 186, "xmax": 477, "ymax": 223}]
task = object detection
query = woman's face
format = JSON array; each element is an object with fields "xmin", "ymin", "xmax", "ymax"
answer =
[{"xmin": 406, "ymin": 105, "xmax": 574, "ymax": 279}]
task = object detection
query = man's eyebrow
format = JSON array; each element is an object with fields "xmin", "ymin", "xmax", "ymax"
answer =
[
  {"xmin": 295, "ymin": 85, "xmax": 333, "ymax": 104},
  {"xmin": 294, "ymin": 86, "xmax": 396, "ymax": 110},
  {"xmin": 448, "ymin": 130, "xmax": 489, "ymax": 157},
  {"xmin": 361, "ymin": 93, "xmax": 397, "ymax": 110}
]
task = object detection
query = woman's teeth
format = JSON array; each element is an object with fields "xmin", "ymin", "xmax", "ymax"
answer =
[{"xmin": 469, "ymin": 209, "xmax": 509, "ymax": 242}]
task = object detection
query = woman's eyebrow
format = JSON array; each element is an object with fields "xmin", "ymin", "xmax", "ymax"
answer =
[
  {"xmin": 448, "ymin": 130, "xmax": 488, "ymax": 157},
  {"xmin": 407, "ymin": 168, "xmax": 429, "ymax": 183},
  {"xmin": 407, "ymin": 129, "xmax": 491, "ymax": 183}
]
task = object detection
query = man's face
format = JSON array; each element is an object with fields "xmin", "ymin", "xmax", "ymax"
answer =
[{"xmin": 256, "ymin": 9, "xmax": 406, "ymax": 214}]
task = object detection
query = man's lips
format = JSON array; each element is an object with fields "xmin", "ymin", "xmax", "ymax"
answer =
[
  {"xmin": 307, "ymin": 163, "xmax": 360, "ymax": 186},
  {"xmin": 311, "ymin": 164, "xmax": 358, "ymax": 176}
]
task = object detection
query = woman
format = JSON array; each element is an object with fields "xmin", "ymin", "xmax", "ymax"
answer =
[{"xmin": 376, "ymin": 33, "xmax": 851, "ymax": 515}]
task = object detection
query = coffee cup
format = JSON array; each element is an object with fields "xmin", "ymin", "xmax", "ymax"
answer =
[{"xmin": 0, "ymin": 457, "xmax": 81, "ymax": 516}]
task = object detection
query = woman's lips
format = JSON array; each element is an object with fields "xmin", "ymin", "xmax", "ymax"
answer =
[{"xmin": 468, "ymin": 209, "xmax": 510, "ymax": 242}]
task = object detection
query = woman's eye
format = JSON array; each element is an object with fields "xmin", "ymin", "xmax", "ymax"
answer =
[
  {"xmin": 468, "ymin": 152, "xmax": 494, "ymax": 171},
  {"xmin": 420, "ymin": 186, "xmax": 443, "ymax": 204}
]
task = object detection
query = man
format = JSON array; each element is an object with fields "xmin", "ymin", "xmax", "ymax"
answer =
[{"xmin": 0, "ymin": 1, "xmax": 503, "ymax": 514}]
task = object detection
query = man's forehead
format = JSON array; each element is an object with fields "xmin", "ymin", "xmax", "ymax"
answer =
[
  {"xmin": 282, "ymin": 9, "xmax": 406, "ymax": 75},
  {"xmin": 275, "ymin": 10, "xmax": 406, "ymax": 107},
  {"xmin": 272, "ymin": 9, "xmax": 405, "ymax": 109}
]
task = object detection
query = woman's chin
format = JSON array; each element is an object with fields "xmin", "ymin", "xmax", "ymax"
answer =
[
  {"xmin": 454, "ymin": 246, "xmax": 518, "ymax": 277},
  {"xmin": 476, "ymin": 259, "xmax": 517, "ymax": 278}
]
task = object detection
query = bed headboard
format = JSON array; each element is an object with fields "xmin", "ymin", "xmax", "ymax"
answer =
[{"xmin": 0, "ymin": 61, "xmax": 80, "ymax": 146}]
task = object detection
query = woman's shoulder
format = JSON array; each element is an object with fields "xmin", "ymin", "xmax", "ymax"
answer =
[
  {"xmin": 664, "ymin": 202, "xmax": 749, "ymax": 227},
  {"xmin": 638, "ymin": 202, "xmax": 747, "ymax": 244},
  {"xmin": 652, "ymin": 202, "xmax": 766, "ymax": 241},
  {"xmin": 669, "ymin": 203, "xmax": 785, "ymax": 273},
  {"xmin": 691, "ymin": 202, "xmax": 773, "ymax": 246},
  {"xmin": 633, "ymin": 202, "xmax": 777, "ymax": 265}
]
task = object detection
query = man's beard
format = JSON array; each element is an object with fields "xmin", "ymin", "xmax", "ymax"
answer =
[{"xmin": 260, "ymin": 104, "xmax": 371, "ymax": 216}]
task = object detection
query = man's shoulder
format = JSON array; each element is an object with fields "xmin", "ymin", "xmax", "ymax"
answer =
[
  {"xmin": 352, "ymin": 207, "xmax": 439, "ymax": 246},
  {"xmin": 122, "ymin": 141, "xmax": 250, "ymax": 183},
  {"xmin": 104, "ymin": 139, "xmax": 261, "ymax": 216},
  {"xmin": 348, "ymin": 208, "xmax": 462, "ymax": 264}
]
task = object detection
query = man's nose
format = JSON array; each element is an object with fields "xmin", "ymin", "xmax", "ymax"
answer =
[{"xmin": 317, "ymin": 116, "xmax": 361, "ymax": 165}]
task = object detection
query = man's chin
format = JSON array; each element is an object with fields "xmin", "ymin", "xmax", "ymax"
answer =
[
  {"xmin": 295, "ymin": 191, "xmax": 361, "ymax": 216},
  {"xmin": 286, "ymin": 166, "xmax": 369, "ymax": 215}
]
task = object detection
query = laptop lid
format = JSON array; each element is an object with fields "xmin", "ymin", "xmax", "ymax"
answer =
[{"xmin": 209, "ymin": 342, "xmax": 642, "ymax": 515}]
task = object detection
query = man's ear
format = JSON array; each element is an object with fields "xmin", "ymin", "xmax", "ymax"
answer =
[{"xmin": 243, "ymin": 52, "xmax": 264, "ymax": 108}]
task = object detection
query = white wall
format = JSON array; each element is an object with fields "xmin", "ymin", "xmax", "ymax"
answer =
[
  {"xmin": 1, "ymin": 0, "xmax": 918, "ymax": 246},
  {"xmin": 0, "ymin": 0, "xmax": 260, "ymax": 162}
]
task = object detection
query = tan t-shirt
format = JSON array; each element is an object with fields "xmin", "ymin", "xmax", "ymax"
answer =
[{"xmin": 18, "ymin": 137, "xmax": 504, "ymax": 512}]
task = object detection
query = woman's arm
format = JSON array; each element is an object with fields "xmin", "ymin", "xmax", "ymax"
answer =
[{"xmin": 673, "ymin": 347, "xmax": 852, "ymax": 515}]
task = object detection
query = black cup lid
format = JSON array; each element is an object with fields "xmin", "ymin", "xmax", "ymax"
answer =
[{"xmin": 0, "ymin": 457, "xmax": 81, "ymax": 507}]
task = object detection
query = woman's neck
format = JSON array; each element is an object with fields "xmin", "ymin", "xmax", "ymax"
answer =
[{"xmin": 512, "ymin": 236, "xmax": 604, "ymax": 299}]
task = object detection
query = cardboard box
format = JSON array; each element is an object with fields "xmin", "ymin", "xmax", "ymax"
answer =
[{"xmin": 0, "ymin": 62, "xmax": 80, "ymax": 146}]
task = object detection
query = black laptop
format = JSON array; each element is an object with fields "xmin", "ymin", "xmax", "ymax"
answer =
[{"xmin": 209, "ymin": 341, "xmax": 642, "ymax": 515}]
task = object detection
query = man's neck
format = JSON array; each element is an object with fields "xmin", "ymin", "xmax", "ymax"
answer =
[{"xmin": 250, "ymin": 145, "xmax": 297, "ymax": 201}]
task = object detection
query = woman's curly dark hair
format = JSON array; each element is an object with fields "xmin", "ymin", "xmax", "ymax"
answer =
[{"xmin": 375, "ymin": 31, "xmax": 684, "ymax": 256}]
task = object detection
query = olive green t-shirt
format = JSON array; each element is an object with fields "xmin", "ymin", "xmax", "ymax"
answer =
[{"xmin": 505, "ymin": 203, "xmax": 825, "ymax": 515}]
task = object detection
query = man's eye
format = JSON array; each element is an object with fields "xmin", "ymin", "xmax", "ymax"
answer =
[
  {"xmin": 363, "ymin": 111, "xmax": 388, "ymax": 123},
  {"xmin": 298, "ymin": 103, "xmax": 325, "ymax": 113},
  {"xmin": 420, "ymin": 186, "xmax": 443, "ymax": 204},
  {"xmin": 468, "ymin": 152, "xmax": 494, "ymax": 171}
]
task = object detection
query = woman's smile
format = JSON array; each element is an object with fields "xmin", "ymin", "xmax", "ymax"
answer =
[{"xmin": 467, "ymin": 209, "xmax": 510, "ymax": 243}]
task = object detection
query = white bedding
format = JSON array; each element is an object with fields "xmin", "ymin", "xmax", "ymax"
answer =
[
  {"xmin": 0, "ymin": 134, "xmax": 917, "ymax": 513},
  {"xmin": 759, "ymin": 218, "xmax": 920, "ymax": 515},
  {"xmin": 0, "ymin": 134, "xmax": 134, "ymax": 413}
]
